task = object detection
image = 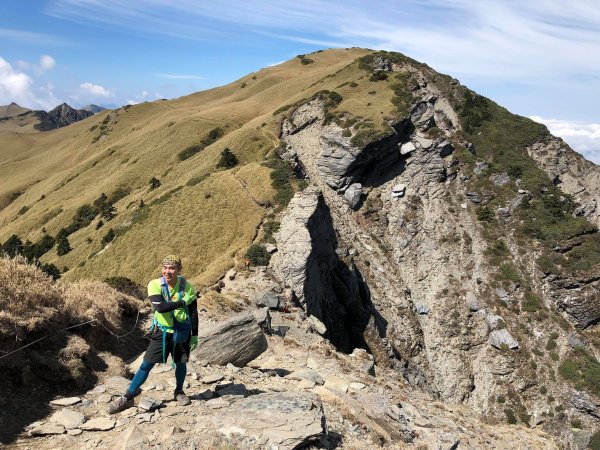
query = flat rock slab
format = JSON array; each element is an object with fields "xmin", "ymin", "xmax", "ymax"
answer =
[
  {"xmin": 216, "ymin": 384, "xmax": 248, "ymax": 397},
  {"xmin": 96, "ymin": 394, "xmax": 113, "ymax": 403},
  {"xmin": 49, "ymin": 409, "xmax": 85, "ymax": 430},
  {"xmin": 29, "ymin": 423, "xmax": 65, "ymax": 436},
  {"xmin": 87, "ymin": 385, "xmax": 106, "ymax": 395},
  {"xmin": 105, "ymin": 376, "xmax": 131, "ymax": 395},
  {"xmin": 115, "ymin": 426, "xmax": 149, "ymax": 450},
  {"xmin": 67, "ymin": 428, "xmax": 83, "ymax": 436},
  {"xmin": 80, "ymin": 417, "xmax": 116, "ymax": 431},
  {"xmin": 206, "ymin": 398, "xmax": 230, "ymax": 409},
  {"xmin": 211, "ymin": 392, "xmax": 324, "ymax": 450},
  {"xmin": 50, "ymin": 397, "xmax": 81, "ymax": 406},
  {"xmin": 288, "ymin": 369, "xmax": 324, "ymax": 385},
  {"xmin": 120, "ymin": 407, "xmax": 139, "ymax": 418},
  {"xmin": 201, "ymin": 373, "xmax": 225, "ymax": 384},
  {"xmin": 138, "ymin": 397, "xmax": 163, "ymax": 412}
]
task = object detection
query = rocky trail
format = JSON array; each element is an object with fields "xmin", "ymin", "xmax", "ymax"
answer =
[{"xmin": 10, "ymin": 279, "xmax": 558, "ymax": 449}]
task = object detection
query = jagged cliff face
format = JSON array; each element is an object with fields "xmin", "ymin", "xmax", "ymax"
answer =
[{"xmin": 271, "ymin": 52, "xmax": 600, "ymax": 447}]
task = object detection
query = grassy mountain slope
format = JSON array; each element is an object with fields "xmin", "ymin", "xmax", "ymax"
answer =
[{"xmin": 0, "ymin": 48, "xmax": 371, "ymax": 286}]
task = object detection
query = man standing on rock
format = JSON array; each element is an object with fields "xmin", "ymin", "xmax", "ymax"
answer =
[{"xmin": 108, "ymin": 255, "xmax": 199, "ymax": 413}]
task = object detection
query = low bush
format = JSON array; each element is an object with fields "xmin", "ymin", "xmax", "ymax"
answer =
[
  {"xmin": 522, "ymin": 292, "xmax": 542, "ymax": 312},
  {"xmin": 245, "ymin": 244, "xmax": 271, "ymax": 266},
  {"xmin": 369, "ymin": 71, "xmax": 388, "ymax": 82},
  {"xmin": 558, "ymin": 348, "xmax": 600, "ymax": 397},
  {"xmin": 504, "ymin": 408, "xmax": 517, "ymax": 424},
  {"xmin": 101, "ymin": 228, "xmax": 115, "ymax": 247},
  {"xmin": 217, "ymin": 148, "xmax": 238, "ymax": 168}
]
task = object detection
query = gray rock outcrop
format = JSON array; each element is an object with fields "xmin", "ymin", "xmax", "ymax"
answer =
[{"xmin": 488, "ymin": 329, "xmax": 519, "ymax": 349}]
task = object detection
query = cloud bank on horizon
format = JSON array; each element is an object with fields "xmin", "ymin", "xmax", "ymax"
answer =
[{"xmin": 0, "ymin": 0, "xmax": 598, "ymax": 162}]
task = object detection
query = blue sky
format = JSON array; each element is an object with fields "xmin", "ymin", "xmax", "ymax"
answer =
[{"xmin": 1, "ymin": 0, "xmax": 599, "ymax": 162}]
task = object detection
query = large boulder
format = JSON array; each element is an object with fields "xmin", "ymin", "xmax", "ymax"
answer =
[{"xmin": 194, "ymin": 313, "xmax": 268, "ymax": 367}]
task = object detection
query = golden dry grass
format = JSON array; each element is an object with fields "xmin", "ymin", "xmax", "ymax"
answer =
[
  {"xmin": 0, "ymin": 48, "xmax": 394, "ymax": 287},
  {"xmin": 0, "ymin": 255, "xmax": 144, "ymax": 348}
]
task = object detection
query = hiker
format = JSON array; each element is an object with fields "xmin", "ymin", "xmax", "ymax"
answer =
[{"xmin": 108, "ymin": 255, "xmax": 198, "ymax": 413}]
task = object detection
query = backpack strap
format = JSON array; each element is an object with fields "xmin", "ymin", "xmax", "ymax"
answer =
[{"xmin": 178, "ymin": 276, "xmax": 186, "ymax": 302}]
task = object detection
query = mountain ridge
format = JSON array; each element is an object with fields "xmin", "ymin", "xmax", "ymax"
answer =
[{"xmin": 1, "ymin": 48, "xmax": 599, "ymax": 449}]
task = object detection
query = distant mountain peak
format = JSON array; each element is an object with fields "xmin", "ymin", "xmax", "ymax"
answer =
[
  {"xmin": 81, "ymin": 104, "xmax": 106, "ymax": 114},
  {"xmin": 34, "ymin": 103, "xmax": 93, "ymax": 131}
]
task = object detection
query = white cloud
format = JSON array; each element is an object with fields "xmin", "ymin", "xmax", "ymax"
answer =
[
  {"xmin": 15, "ymin": 60, "xmax": 32, "ymax": 70},
  {"xmin": 530, "ymin": 116, "xmax": 600, "ymax": 164},
  {"xmin": 46, "ymin": 0, "xmax": 600, "ymax": 83},
  {"xmin": 80, "ymin": 82, "xmax": 113, "ymax": 98},
  {"xmin": 158, "ymin": 73, "xmax": 204, "ymax": 80},
  {"xmin": 0, "ymin": 56, "xmax": 59, "ymax": 109},
  {"xmin": 39, "ymin": 55, "xmax": 56, "ymax": 71},
  {"xmin": 0, "ymin": 28, "xmax": 72, "ymax": 46}
]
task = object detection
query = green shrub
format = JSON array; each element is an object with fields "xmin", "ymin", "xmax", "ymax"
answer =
[
  {"xmin": 486, "ymin": 239, "xmax": 510, "ymax": 257},
  {"xmin": 546, "ymin": 339, "xmax": 557, "ymax": 350},
  {"xmin": 369, "ymin": 71, "xmax": 388, "ymax": 82},
  {"xmin": 342, "ymin": 129, "xmax": 351, "ymax": 137},
  {"xmin": 109, "ymin": 186, "xmax": 131, "ymax": 203},
  {"xmin": 497, "ymin": 395, "xmax": 506, "ymax": 403},
  {"xmin": 262, "ymin": 221, "xmax": 280, "ymax": 244},
  {"xmin": 499, "ymin": 262, "xmax": 520, "ymax": 282},
  {"xmin": 349, "ymin": 82, "xmax": 358, "ymax": 87},
  {"xmin": 178, "ymin": 144, "xmax": 204, "ymax": 161},
  {"xmin": 518, "ymin": 411, "xmax": 531, "ymax": 426},
  {"xmin": 217, "ymin": 148, "xmax": 238, "ymax": 168},
  {"xmin": 39, "ymin": 263, "xmax": 61, "ymax": 281},
  {"xmin": 56, "ymin": 230, "xmax": 71, "ymax": 256},
  {"xmin": 33, "ymin": 234, "xmax": 56, "ymax": 259},
  {"xmin": 550, "ymin": 352, "xmax": 560, "ymax": 361},
  {"xmin": 2, "ymin": 235, "xmax": 24, "ymax": 257},
  {"xmin": 559, "ymin": 349, "xmax": 600, "ymax": 397},
  {"xmin": 299, "ymin": 57, "xmax": 314, "ymax": 65},
  {"xmin": 148, "ymin": 177, "xmax": 161, "ymax": 190},
  {"xmin": 350, "ymin": 125, "xmax": 394, "ymax": 148},
  {"xmin": 101, "ymin": 228, "xmax": 115, "ymax": 247},
  {"xmin": 477, "ymin": 207, "xmax": 494, "ymax": 222},
  {"xmin": 540, "ymin": 386, "xmax": 547, "ymax": 395},
  {"xmin": 570, "ymin": 418, "xmax": 582, "ymax": 428},
  {"xmin": 186, "ymin": 174, "xmax": 209, "ymax": 186},
  {"xmin": 178, "ymin": 127, "xmax": 225, "ymax": 161},
  {"xmin": 245, "ymin": 244, "xmax": 271, "ymax": 266},
  {"xmin": 522, "ymin": 292, "xmax": 542, "ymax": 312},
  {"xmin": 504, "ymin": 408, "xmax": 517, "ymax": 424},
  {"xmin": 65, "ymin": 204, "xmax": 98, "ymax": 234}
]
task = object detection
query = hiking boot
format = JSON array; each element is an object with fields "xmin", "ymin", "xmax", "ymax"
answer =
[
  {"xmin": 174, "ymin": 390, "xmax": 191, "ymax": 406},
  {"xmin": 107, "ymin": 395, "xmax": 134, "ymax": 414}
]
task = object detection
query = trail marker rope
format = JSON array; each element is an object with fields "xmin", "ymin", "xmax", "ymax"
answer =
[{"xmin": 0, "ymin": 309, "xmax": 142, "ymax": 360}]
